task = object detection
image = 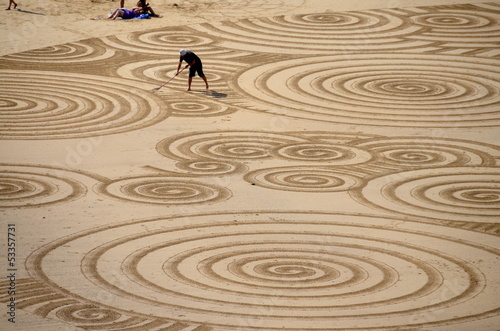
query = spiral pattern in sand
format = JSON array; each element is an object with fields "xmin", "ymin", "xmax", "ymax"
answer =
[
  {"xmin": 355, "ymin": 137, "xmax": 500, "ymax": 168},
  {"xmin": 97, "ymin": 177, "xmax": 231, "ymax": 205},
  {"xmin": 0, "ymin": 165, "xmax": 89, "ymax": 207},
  {"xmin": 102, "ymin": 30, "xmax": 217, "ymax": 55},
  {"xmin": 1, "ymin": 41, "xmax": 115, "ymax": 63},
  {"xmin": 27, "ymin": 212, "xmax": 500, "ymax": 330},
  {"xmin": 244, "ymin": 167, "xmax": 362, "ymax": 192},
  {"xmin": 192, "ymin": 10, "xmax": 426, "ymax": 54},
  {"xmin": 0, "ymin": 70, "xmax": 167, "ymax": 139},
  {"xmin": 236, "ymin": 54, "xmax": 500, "ymax": 127},
  {"xmin": 167, "ymin": 98, "xmax": 236, "ymax": 117},
  {"xmin": 356, "ymin": 167, "xmax": 500, "ymax": 222},
  {"xmin": 157, "ymin": 131, "xmax": 309, "ymax": 162}
]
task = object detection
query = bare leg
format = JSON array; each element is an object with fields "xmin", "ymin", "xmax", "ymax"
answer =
[
  {"xmin": 145, "ymin": 5, "xmax": 158, "ymax": 17},
  {"xmin": 201, "ymin": 76, "xmax": 209, "ymax": 90},
  {"xmin": 6, "ymin": 0, "xmax": 17, "ymax": 10},
  {"xmin": 109, "ymin": 8, "xmax": 123, "ymax": 19},
  {"xmin": 120, "ymin": 0, "xmax": 125, "ymax": 8},
  {"xmin": 187, "ymin": 77, "xmax": 193, "ymax": 91}
]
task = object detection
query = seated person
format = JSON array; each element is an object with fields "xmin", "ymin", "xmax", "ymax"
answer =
[{"xmin": 139, "ymin": 1, "xmax": 159, "ymax": 17}]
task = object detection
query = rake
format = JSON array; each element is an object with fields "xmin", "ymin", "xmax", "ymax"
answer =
[{"xmin": 153, "ymin": 66, "xmax": 187, "ymax": 91}]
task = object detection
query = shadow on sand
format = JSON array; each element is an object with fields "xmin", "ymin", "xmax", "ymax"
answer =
[
  {"xmin": 13, "ymin": 9, "xmax": 46, "ymax": 15},
  {"xmin": 202, "ymin": 90, "xmax": 228, "ymax": 98}
]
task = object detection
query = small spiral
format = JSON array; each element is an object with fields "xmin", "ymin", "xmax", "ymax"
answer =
[
  {"xmin": 245, "ymin": 167, "xmax": 361, "ymax": 192},
  {"xmin": 175, "ymin": 160, "xmax": 246, "ymax": 175},
  {"xmin": 98, "ymin": 177, "xmax": 231, "ymax": 205},
  {"xmin": 273, "ymin": 143, "xmax": 371, "ymax": 164},
  {"xmin": 55, "ymin": 304, "xmax": 121, "ymax": 324}
]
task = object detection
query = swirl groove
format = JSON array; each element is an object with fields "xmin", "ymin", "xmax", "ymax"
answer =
[
  {"xmin": 235, "ymin": 54, "xmax": 500, "ymax": 127},
  {"xmin": 0, "ymin": 166, "xmax": 88, "ymax": 207},
  {"xmin": 27, "ymin": 212, "xmax": 499, "ymax": 330},
  {"xmin": 0, "ymin": 70, "xmax": 168, "ymax": 139},
  {"xmin": 356, "ymin": 167, "xmax": 500, "ymax": 222},
  {"xmin": 98, "ymin": 177, "xmax": 231, "ymax": 205}
]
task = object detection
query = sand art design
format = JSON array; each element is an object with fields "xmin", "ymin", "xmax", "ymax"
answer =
[
  {"xmin": 355, "ymin": 167, "xmax": 500, "ymax": 223},
  {"xmin": 1, "ymin": 41, "xmax": 115, "ymax": 63},
  {"xmin": 244, "ymin": 166, "xmax": 363, "ymax": 192},
  {"xmin": 0, "ymin": 70, "xmax": 168, "ymax": 139},
  {"xmin": 192, "ymin": 10, "xmax": 427, "ymax": 54},
  {"xmin": 157, "ymin": 131, "xmax": 500, "ymax": 196},
  {"xmin": 157, "ymin": 131, "xmax": 312, "ymax": 162},
  {"xmin": 355, "ymin": 136, "xmax": 500, "ymax": 168},
  {"xmin": 101, "ymin": 30, "xmax": 217, "ymax": 55},
  {"xmin": 25, "ymin": 212, "xmax": 500, "ymax": 330},
  {"xmin": 117, "ymin": 57, "xmax": 245, "ymax": 93},
  {"xmin": 166, "ymin": 97, "xmax": 236, "ymax": 117},
  {"xmin": 0, "ymin": 165, "xmax": 90, "ymax": 207},
  {"xmin": 173, "ymin": 159, "xmax": 247, "ymax": 176},
  {"xmin": 235, "ymin": 54, "xmax": 500, "ymax": 127},
  {"xmin": 97, "ymin": 176, "xmax": 231, "ymax": 205},
  {"xmin": 405, "ymin": 7, "xmax": 500, "ymax": 57},
  {"xmin": 0, "ymin": 279, "xmax": 209, "ymax": 331}
]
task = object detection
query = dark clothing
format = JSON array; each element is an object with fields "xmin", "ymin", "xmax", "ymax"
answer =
[{"xmin": 180, "ymin": 51, "xmax": 205, "ymax": 78}]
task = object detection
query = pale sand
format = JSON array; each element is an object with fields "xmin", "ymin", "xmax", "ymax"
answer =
[{"xmin": 0, "ymin": 0, "xmax": 499, "ymax": 330}]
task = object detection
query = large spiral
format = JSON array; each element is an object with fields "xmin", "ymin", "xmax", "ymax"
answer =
[
  {"xmin": 355, "ymin": 167, "xmax": 500, "ymax": 222},
  {"xmin": 235, "ymin": 54, "xmax": 500, "ymax": 127},
  {"xmin": 0, "ymin": 70, "xmax": 167, "ymax": 139},
  {"xmin": 27, "ymin": 212, "xmax": 500, "ymax": 330}
]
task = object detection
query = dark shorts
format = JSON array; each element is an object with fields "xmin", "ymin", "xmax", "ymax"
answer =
[{"xmin": 189, "ymin": 63, "xmax": 205, "ymax": 78}]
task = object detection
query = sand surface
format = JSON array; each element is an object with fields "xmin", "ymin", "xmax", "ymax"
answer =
[{"xmin": 1, "ymin": 0, "xmax": 500, "ymax": 330}]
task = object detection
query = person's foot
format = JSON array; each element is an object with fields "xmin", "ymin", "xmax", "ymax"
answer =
[{"xmin": 186, "ymin": 88, "xmax": 191, "ymax": 91}]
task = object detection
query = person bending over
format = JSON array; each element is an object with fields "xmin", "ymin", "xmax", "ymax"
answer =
[{"xmin": 177, "ymin": 49, "xmax": 209, "ymax": 91}]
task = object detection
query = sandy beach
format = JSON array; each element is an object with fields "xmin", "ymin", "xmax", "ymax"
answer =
[{"xmin": 1, "ymin": 0, "xmax": 499, "ymax": 330}]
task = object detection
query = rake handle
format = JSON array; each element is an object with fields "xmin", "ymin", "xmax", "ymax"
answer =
[{"xmin": 157, "ymin": 66, "xmax": 187, "ymax": 89}]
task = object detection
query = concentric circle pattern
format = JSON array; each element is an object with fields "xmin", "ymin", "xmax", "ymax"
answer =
[
  {"xmin": 406, "ymin": 8, "xmax": 500, "ymax": 55},
  {"xmin": 236, "ymin": 54, "xmax": 500, "ymax": 127},
  {"xmin": 356, "ymin": 167, "xmax": 500, "ymax": 223},
  {"xmin": 245, "ymin": 167, "xmax": 362, "ymax": 192},
  {"xmin": 117, "ymin": 58, "xmax": 245, "ymax": 93},
  {"xmin": 28, "ymin": 212, "xmax": 500, "ymax": 330},
  {"xmin": 0, "ymin": 165, "xmax": 89, "ymax": 207},
  {"xmin": 3, "ymin": 2, "xmax": 500, "ymax": 331},
  {"xmin": 0, "ymin": 70, "xmax": 168, "ymax": 139},
  {"xmin": 2, "ymin": 41, "xmax": 115, "ymax": 63},
  {"xmin": 167, "ymin": 98, "xmax": 236, "ymax": 117},
  {"xmin": 0, "ymin": 172, "xmax": 78, "ymax": 207},
  {"xmin": 157, "ymin": 131, "xmax": 310, "ymax": 162},
  {"xmin": 411, "ymin": 11, "xmax": 500, "ymax": 38},
  {"xmin": 355, "ymin": 137, "xmax": 500, "ymax": 168},
  {"xmin": 192, "ymin": 10, "xmax": 427, "ymax": 54},
  {"xmin": 175, "ymin": 159, "xmax": 247, "ymax": 175},
  {"xmin": 97, "ymin": 177, "xmax": 231, "ymax": 205},
  {"xmin": 271, "ymin": 143, "xmax": 371, "ymax": 164},
  {"xmin": 102, "ymin": 30, "xmax": 218, "ymax": 55}
]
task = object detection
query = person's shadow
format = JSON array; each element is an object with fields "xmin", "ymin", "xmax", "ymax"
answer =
[
  {"xmin": 15, "ymin": 9, "xmax": 46, "ymax": 15},
  {"xmin": 203, "ymin": 90, "xmax": 228, "ymax": 99}
]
